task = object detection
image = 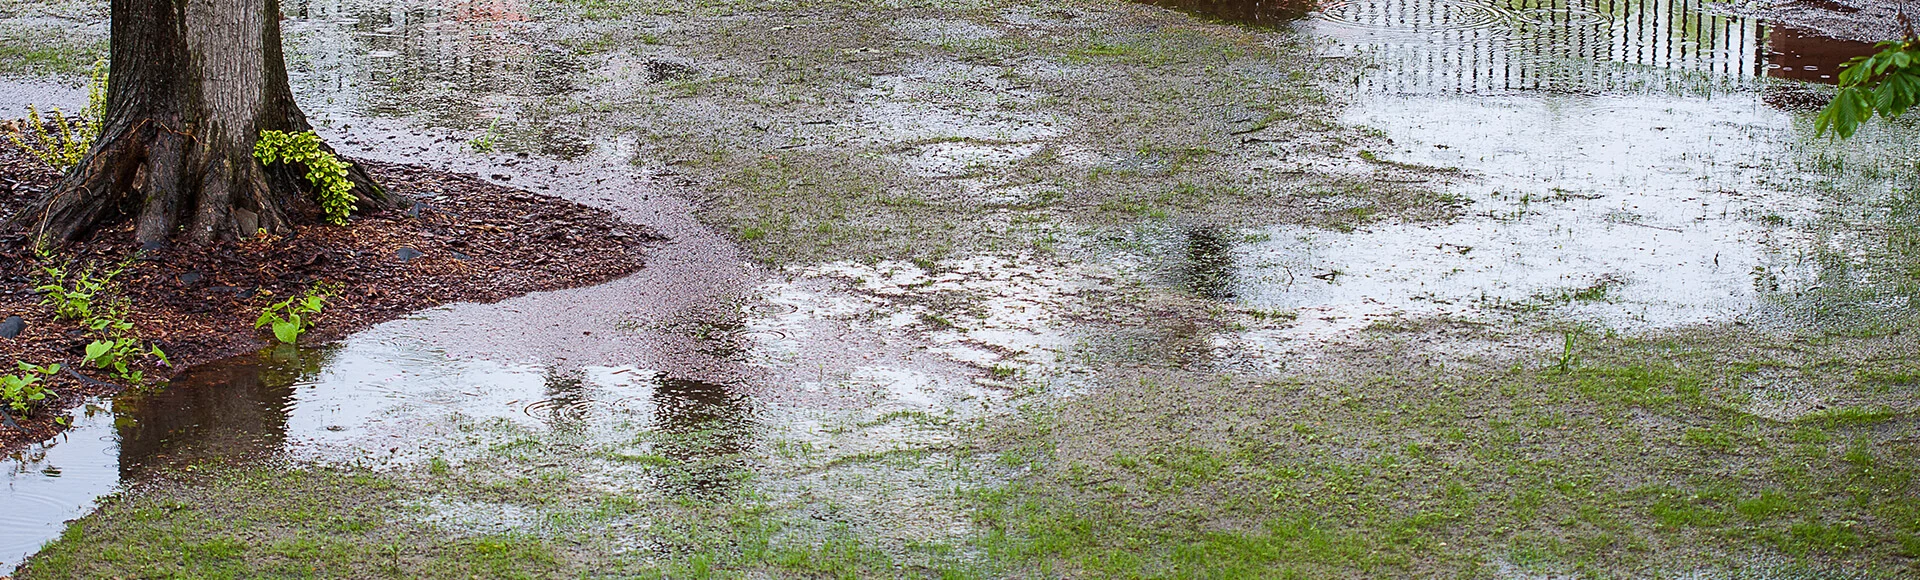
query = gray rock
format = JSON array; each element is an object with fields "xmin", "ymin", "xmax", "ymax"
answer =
[
  {"xmin": 179, "ymin": 271, "xmax": 203, "ymax": 285},
  {"xmin": 396, "ymin": 247, "xmax": 424, "ymax": 262},
  {"xmin": 1, "ymin": 315, "xmax": 23, "ymax": 339}
]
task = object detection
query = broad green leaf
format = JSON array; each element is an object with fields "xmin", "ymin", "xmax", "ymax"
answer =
[{"xmin": 273, "ymin": 321, "xmax": 301, "ymax": 344}]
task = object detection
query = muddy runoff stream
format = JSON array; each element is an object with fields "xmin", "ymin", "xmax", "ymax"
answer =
[{"xmin": 4, "ymin": 0, "xmax": 1917, "ymax": 576}]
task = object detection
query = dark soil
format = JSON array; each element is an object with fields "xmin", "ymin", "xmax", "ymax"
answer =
[{"xmin": 0, "ymin": 139, "xmax": 663, "ymax": 454}]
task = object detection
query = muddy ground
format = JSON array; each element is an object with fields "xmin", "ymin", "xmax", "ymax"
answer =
[
  {"xmin": 3, "ymin": 0, "xmax": 1919, "ymax": 578},
  {"xmin": 0, "ymin": 138, "xmax": 660, "ymax": 453}
]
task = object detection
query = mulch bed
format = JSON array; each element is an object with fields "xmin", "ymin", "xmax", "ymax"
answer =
[{"xmin": 0, "ymin": 140, "xmax": 662, "ymax": 454}]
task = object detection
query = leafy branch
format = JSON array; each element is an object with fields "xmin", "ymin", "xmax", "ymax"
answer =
[
  {"xmin": 1817, "ymin": 37, "xmax": 1920, "ymax": 139},
  {"xmin": 253, "ymin": 130, "xmax": 357, "ymax": 226},
  {"xmin": 4, "ymin": 58, "xmax": 107, "ymax": 171}
]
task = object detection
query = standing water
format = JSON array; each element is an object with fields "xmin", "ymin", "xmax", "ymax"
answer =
[
  {"xmin": 0, "ymin": 0, "xmax": 1908, "ymax": 572},
  {"xmin": 1126, "ymin": 0, "xmax": 1908, "ymax": 349}
]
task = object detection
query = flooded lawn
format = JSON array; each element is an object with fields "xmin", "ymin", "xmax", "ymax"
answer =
[{"xmin": 4, "ymin": 0, "xmax": 1917, "ymax": 577}]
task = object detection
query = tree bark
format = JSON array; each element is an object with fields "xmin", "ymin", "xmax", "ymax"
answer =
[{"xmin": 7, "ymin": 0, "xmax": 400, "ymax": 247}]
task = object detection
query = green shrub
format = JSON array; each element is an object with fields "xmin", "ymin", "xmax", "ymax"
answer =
[
  {"xmin": 35, "ymin": 253, "xmax": 167, "ymax": 384},
  {"xmin": 256, "ymin": 283, "xmax": 333, "ymax": 344},
  {"xmin": 1, "ymin": 361, "xmax": 60, "ymax": 415},
  {"xmin": 253, "ymin": 130, "xmax": 356, "ymax": 226},
  {"xmin": 3, "ymin": 58, "xmax": 105, "ymax": 171},
  {"xmin": 34, "ymin": 257, "xmax": 124, "ymax": 322},
  {"xmin": 83, "ymin": 337, "xmax": 165, "ymax": 384}
]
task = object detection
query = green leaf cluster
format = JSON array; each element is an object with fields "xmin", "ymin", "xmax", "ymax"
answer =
[
  {"xmin": 256, "ymin": 283, "xmax": 333, "ymax": 345},
  {"xmin": 4, "ymin": 58, "xmax": 106, "ymax": 171},
  {"xmin": 82, "ymin": 337, "xmax": 164, "ymax": 384},
  {"xmin": 1818, "ymin": 39, "xmax": 1920, "ymax": 139},
  {"xmin": 1, "ymin": 361, "xmax": 60, "ymax": 415},
  {"xmin": 253, "ymin": 130, "xmax": 356, "ymax": 226},
  {"xmin": 34, "ymin": 253, "xmax": 168, "ymax": 385},
  {"xmin": 34, "ymin": 256, "xmax": 124, "ymax": 322}
]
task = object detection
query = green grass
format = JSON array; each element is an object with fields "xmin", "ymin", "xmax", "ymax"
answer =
[
  {"xmin": 964, "ymin": 326, "xmax": 1920, "ymax": 578},
  {"xmin": 0, "ymin": 26, "xmax": 104, "ymax": 77}
]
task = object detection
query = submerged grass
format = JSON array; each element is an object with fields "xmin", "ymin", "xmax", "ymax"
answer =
[
  {"xmin": 8, "ymin": 0, "xmax": 1920, "ymax": 579},
  {"xmin": 492, "ymin": 0, "xmax": 1453, "ymax": 264},
  {"xmin": 965, "ymin": 323, "xmax": 1920, "ymax": 578}
]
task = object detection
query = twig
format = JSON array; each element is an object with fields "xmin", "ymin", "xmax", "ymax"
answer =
[
  {"xmin": 1618, "ymin": 221, "xmax": 1683, "ymax": 233},
  {"xmin": 63, "ymin": 365, "xmax": 122, "ymax": 392},
  {"xmin": 1904, "ymin": 0, "xmax": 1918, "ymax": 41}
]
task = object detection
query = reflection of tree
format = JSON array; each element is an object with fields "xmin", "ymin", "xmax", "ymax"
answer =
[
  {"xmin": 1182, "ymin": 227, "xmax": 1236, "ymax": 300},
  {"xmin": 652, "ymin": 378, "xmax": 753, "ymax": 499},
  {"xmin": 1764, "ymin": 26, "xmax": 1876, "ymax": 83},
  {"xmin": 113, "ymin": 347, "xmax": 332, "ymax": 478},
  {"xmin": 282, "ymin": 0, "xmax": 582, "ymax": 128},
  {"xmin": 538, "ymin": 366, "xmax": 590, "ymax": 433},
  {"xmin": 452, "ymin": 0, "xmax": 531, "ymax": 22},
  {"xmin": 1144, "ymin": 0, "xmax": 1318, "ymax": 26}
]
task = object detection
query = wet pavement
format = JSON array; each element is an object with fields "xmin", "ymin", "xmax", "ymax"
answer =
[{"xmin": 1, "ymin": 0, "xmax": 1911, "ymax": 573}]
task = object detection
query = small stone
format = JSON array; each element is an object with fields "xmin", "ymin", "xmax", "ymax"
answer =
[
  {"xmin": 178, "ymin": 271, "xmax": 203, "ymax": 285},
  {"xmin": 450, "ymin": 251, "xmax": 471, "ymax": 261},
  {"xmin": 396, "ymin": 247, "xmax": 424, "ymax": 262},
  {"xmin": 0, "ymin": 315, "xmax": 23, "ymax": 339},
  {"xmin": 233, "ymin": 208, "xmax": 259, "ymax": 236}
]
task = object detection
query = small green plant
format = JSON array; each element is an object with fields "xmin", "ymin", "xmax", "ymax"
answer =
[
  {"xmin": 253, "ymin": 130, "xmax": 356, "ymax": 225},
  {"xmin": 256, "ymin": 284, "xmax": 333, "ymax": 344},
  {"xmin": 34, "ymin": 255, "xmax": 125, "ymax": 322},
  {"xmin": 83, "ymin": 338, "xmax": 164, "ymax": 384},
  {"xmin": 36, "ymin": 253, "xmax": 167, "ymax": 384},
  {"xmin": 1556, "ymin": 332, "xmax": 1577, "ymax": 374},
  {"xmin": 469, "ymin": 119, "xmax": 501, "ymax": 153},
  {"xmin": 4, "ymin": 58, "xmax": 106, "ymax": 171},
  {"xmin": 1818, "ymin": 36, "xmax": 1919, "ymax": 139},
  {"xmin": 1, "ymin": 361, "xmax": 61, "ymax": 415}
]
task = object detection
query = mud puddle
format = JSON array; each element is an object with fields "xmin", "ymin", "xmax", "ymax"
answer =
[
  {"xmin": 2, "ymin": 0, "xmax": 1916, "ymax": 574},
  {"xmin": 0, "ymin": 341, "xmax": 754, "ymax": 569}
]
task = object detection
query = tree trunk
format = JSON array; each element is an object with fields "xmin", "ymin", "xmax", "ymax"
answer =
[{"xmin": 7, "ymin": 0, "xmax": 400, "ymax": 247}]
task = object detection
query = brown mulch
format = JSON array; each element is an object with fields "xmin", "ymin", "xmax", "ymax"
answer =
[{"xmin": 0, "ymin": 140, "xmax": 663, "ymax": 454}]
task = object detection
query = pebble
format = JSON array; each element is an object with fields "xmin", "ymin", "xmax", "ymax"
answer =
[
  {"xmin": 0, "ymin": 315, "xmax": 22, "ymax": 339},
  {"xmin": 396, "ymin": 247, "xmax": 424, "ymax": 262}
]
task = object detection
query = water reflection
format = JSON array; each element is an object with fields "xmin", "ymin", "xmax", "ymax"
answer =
[
  {"xmin": 2, "ymin": 338, "xmax": 764, "ymax": 570},
  {"xmin": 652, "ymin": 378, "xmax": 755, "ymax": 498},
  {"xmin": 1, "ymin": 406, "xmax": 115, "ymax": 572},
  {"xmin": 1146, "ymin": 0, "xmax": 1877, "ymax": 94},
  {"xmin": 1181, "ymin": 228, "xmax": 1238, "ymax": 300},
  {"xmin": 284, "ymin": 0, "xmax": 586, "ymax": 137},
  {"xmin": 1143, "ymin": 0, "xmax": 1318, "ymax": 26},
  {"xmin": 113, "ymin": 349, "xmax": 324, "ymax": 478}
]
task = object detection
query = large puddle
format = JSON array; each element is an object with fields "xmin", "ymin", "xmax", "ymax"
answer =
[
  {"xmin": 0, "ymin": 340, "xmax": 762, "ymax": 567},
  {"xmin": 2, "ymin": 0, "xmax": 1912, "ymax": 571},
  {"xmin": 1117, "ymin": 0, "xmax": 1908, "ymax": 346}
]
